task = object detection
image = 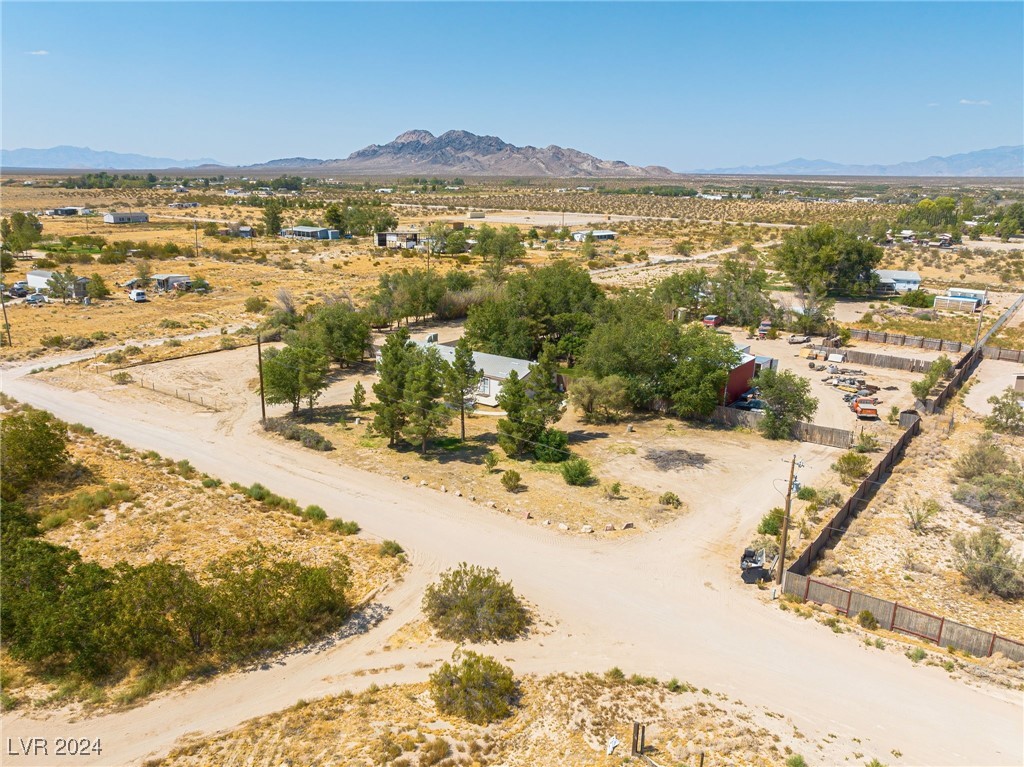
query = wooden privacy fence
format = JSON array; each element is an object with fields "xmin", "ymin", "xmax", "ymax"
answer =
[
  {"xmin": 709, "ymin": 406, "xmax": 854, "ymax": 449},
  {"xmin": 981, "ymin": 346, "xmax": 1024, "ymax": 363},
  {"xmin": 847, "ymin": 329, "xmax": 967, "ymax": 353},
  {"xmin": 810, "ymin": 345, "xmax": 932, "ymax": 373},
  {"xmin": 787, "ymin": 414, "xmax": 920, "ymax": 575},
  {"xmin": 923, "ymin": 347, "xmax": 980, "ymax": 415},
  {"xmin": 784, "ymin": 573, "xmax": 1024, "ymax": 662}
]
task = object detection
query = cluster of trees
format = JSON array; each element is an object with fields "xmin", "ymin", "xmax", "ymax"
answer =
[
  {"xmin": 574, "ymin": 292, "xmax": 741, "ymax": 418},
  {"xmin": 1, "ymin": 409, "xmax": 352, "ymax": 684},
  {"xmin": 774, "ymin": 223, "xmax": 884, "ymax": 298},
  {"xmin": 895, "ymin": 196, "xmax": 962, "ymax": 230},
  {"xmin": 62, "ymin": 172, "xmax": 159, "ymax": 189},
  {"xmin": 324, "ymin": 199, "xmax": 398, "ymax": 236},
  {"xmin": 366, "ymin": 269, "xmax": 481, "ymax": 327},
  {"xmin": 1, "ymin": 212, "xmax": 43, "ymax": 266},
  {"xmin": 464, "ymin": 260, "xmax": 602, "ymax": 361},
  {"xmin": 653, "ymin": 256, "xmax": 779, "ymax": 330},
  {"xmin": 371, "ymin": 331, "xmax": 482, "ymax": 450},
  {"xmin": 262, "ymin": 300, "xmax": 372, "ymax": 413}
]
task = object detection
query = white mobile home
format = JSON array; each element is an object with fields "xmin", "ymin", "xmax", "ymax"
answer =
[
  {"xmin": 874, "ymin": 269, "xmax": 922, "ymax": 294},
  {"xmin": 26, "ymin": 269, "xmax": 90, "ymax": 299},
  {"xmin": 103, "ymin": 211, "xmax": 149, "ymax": 224},
  {"xmin": 571, "ymin": 229, "xmax": 617, "ymax": 242},
  {"xmin": 152, "ymin": 273, "xmax": 191, "ymax": 291}
]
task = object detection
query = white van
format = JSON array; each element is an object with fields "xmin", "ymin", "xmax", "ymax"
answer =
[{"xmin": 128, "ymin": 289, "xmax": 147, "ymax": 302}]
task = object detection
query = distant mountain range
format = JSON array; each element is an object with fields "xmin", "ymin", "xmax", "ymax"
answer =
[
  {"xmin": 3, "ymin": 136, "xmax": 1021, "ymax": 177},
  {"xmin": 243, "ymin": 130, "xmax": 676, "ymax": 178},
  {"xmin": 0, "ymin": 146, "xmax": 222, "ymax": 170},
  {"xmin": 696, "ymin": 145, "xmax": 1023, "ymax": 177}
]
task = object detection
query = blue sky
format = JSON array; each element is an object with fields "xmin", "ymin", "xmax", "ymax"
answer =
[{"xmin": 3, "ymin": 2, "xmax": 1022, "ymax": 169}]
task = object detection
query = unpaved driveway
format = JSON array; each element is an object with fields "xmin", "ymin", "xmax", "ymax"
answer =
[{"xmin": 2, "ymin": 355, "xmax": 1022, "ymax": 767}]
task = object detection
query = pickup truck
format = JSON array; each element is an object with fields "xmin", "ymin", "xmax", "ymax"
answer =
[{"xmin": 850, "ymin": 397, "xmax": 879, "ymax": 419}]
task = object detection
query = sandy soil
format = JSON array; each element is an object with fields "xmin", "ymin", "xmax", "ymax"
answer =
[
  {"xmin": 963, "ymin": 359, "xmax": 1024, "ymax": 417},
  {"xmin": 814, "ymin": 417, "xmax": 1024, "ymax": 639},
  {"xmin": 3, "ymin": 349, "xmax": 1022, "ymax": 767}
]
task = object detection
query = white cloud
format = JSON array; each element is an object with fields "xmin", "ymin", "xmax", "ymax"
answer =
[
  {"xmin": 959, "ymin": 98, "xmax": 991, "ymax": 106},
  {"xmin": 927, "ymin": 102, "xmax": 939, "ymax": 108},
  {"xmin": 27, "ymin": 50, "xmax": 49, "ymax": 56}
]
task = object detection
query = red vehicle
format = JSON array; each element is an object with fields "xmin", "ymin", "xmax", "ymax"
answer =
[{"xmin": 702, "ymin": 314, "xmax": 724, "ymax": 328}]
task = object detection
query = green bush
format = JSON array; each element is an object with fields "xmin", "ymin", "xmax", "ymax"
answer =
[
  {"xmin": 832, "ymin": 452, "xmax": 871, "ymax": 485},
  {"xmin": 659, "ymin": 491, "xmax": 682, "ymax": 508},
  {"xmin": 796, "ymin": 486, "xmax": 817, "ymax": 501},
  {"xmin": 758, "ymin": 507, "xmax": 785, "ymax": 537},
  {"xmin": 0, "ymin": 408, "xmax": 69, "ymax": 499},
  {"xmin": 857, "ymin": 610, "xmax": 879, "ymax": 630},
  {"xmin": 378, "ymin": 539, "xmax": 404, "ymax": 557},
  {"xmin": 112, "ymin": 371, "xmax": 133, "ymax": 385},
  {"xmin": 500, "ymin": 469, "xmax": 522, "ymax": 493},
  {"xmin": 422, "ymin": 563, "xmax": 529, "ymax": 643},
  {"xmin": 263, "ymin": 417, "xmax": 334, "ymax": 451},
  {"xmin": 330, "ymin": 519, "xmax": 361, "ymax": 535},
  {"xmin": 786, "ymin": 756, "xmax": 809, "ymax": 767},
  {"xmin": 429, "ymin": 651, "xmax": 519, "ymax": 725},
  {"xmin": 303, "ymin": 505, "xmax": 327, "ymax": 522},
  {"xmin": 483, "ymin": 451, "xmax": 499, "ymax": 473},
  {"xmin": 244, "ymin": 296, "xmax": 269, "ymax": 313},
  {"xmin": 534, "ymin": 428, "xmax": 569, "ymax": 462},
  {"xmin": 854, "ymin": 433, "xmax": 881, "ymax": 453},
  {"xmin": 952, "ymin": 526, "xmax": 1024, "ymax": 599},
  {"xmin": 560, "ymin": 457, "xmax": 594, "ymax": 486},
  {"xmin": 604, "ymin": 666, "xmax": 625, "ymax": 682}
]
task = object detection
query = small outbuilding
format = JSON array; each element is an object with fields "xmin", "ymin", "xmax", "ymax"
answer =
[
  {"xmin": 152, "ymin": 273, "xmax": 191, "ymax": 291},
  {"xmin": 572, "ymin": 229, "xmax": 617, "ymax": 242},
  {"xmin": 375, "ymin": 231, "xmax": 420, "ymax": 249}
]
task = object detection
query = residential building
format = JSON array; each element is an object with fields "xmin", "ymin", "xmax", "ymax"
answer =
[{"xmin": 103, "ymin": 212, "xmax": 149, "ymax": 224}]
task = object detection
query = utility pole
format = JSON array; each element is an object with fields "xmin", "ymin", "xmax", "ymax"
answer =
[
  {"xmin": 776, "ymin": 453, "xmax": 797, "ymax": 586},
  {"xmin": 0, "ymin": 287, "xmax": 11, "ymax": 347},
  {"xmin": 256, "ymin": 334, "xmax": 267, "ymax": 424},
  {"xmin": 194, "ymin": 219, "xmax": 201, "ymax": 260},
  {"xmin": 972, "ymin": 300, "xmax": 986, "ymax": 350}
]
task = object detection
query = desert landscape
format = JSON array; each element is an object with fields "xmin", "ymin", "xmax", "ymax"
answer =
[{"xmin": 3, "ymin": 3, "xmax": 1024, "ymax": 765}]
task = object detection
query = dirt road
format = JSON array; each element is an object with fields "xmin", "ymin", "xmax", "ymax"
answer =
[{"xmin": 2, "ymin": 356, "xmax": 1022, "ymax": 766}]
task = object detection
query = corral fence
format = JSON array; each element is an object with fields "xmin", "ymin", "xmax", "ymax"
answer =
[
  {"xmin": 788, "ymin": 413, "xmax": 920, "ymax": 577},
  {"xmin": 107, "ymin": 369, "xmax": 220, "ymax": 411},
  {"xmin": 709, "ymin": 406, "xmax": 854, "ymax": 449},
  {"xmin": 810, "ymin": 345, "xmax": 932, "ymax": 373},
  {"xmin": 923, "ymin": 346, "xmax": 980, "ymax": 415},
  {"xmin": 979, "ymin": 292, "xmax": 1024, "ymax": 347},
  {"xmin": 783, "ymin": 573, "xmax": 1024, "ymax": 662}
]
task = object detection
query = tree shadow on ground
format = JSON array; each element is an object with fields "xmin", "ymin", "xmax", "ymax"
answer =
[{"xmin": 644, "ymin": 448, "xmax": 710, "ymax": 471}]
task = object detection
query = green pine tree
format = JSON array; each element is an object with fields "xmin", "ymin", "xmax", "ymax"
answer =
[
  {"xmin": 444, "ymin": 337, "xmax": 483, "ymax": 440},
  {"xmin": 371, "ymin": 328, "xmax": 413, "ymax": 446},
  {"xmin": 404, "ymin": 348, "xmax": 451, "ymax": 453}
]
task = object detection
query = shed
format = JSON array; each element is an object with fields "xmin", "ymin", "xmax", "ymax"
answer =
[
  {"xmin": 152, "ymin": 274, "xmax": 191, "ymax": 291},
  {"xmin": 934, "ymin": 295, "xmax": 981, "ymax": 313},
  {"xmin": 376, "ymin": 231, "xmax": 420, "ymax": 249}
]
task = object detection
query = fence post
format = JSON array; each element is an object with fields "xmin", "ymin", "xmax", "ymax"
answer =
[
  {"xmin": 845, "ymin": 589, "xmax": 852, "ymax": 617},
  {"xmin": 890, "ymin": 602, "xmax": 898, "ymax": 631},
  {"xmin": 988, "ymin": 633, "xmax": 997, "ymax": 657},
  {"xmin": 803, "ymin": 577, "xmax": 811, "ymax": 601},
  {"xmin": 937, "ymin": 616, "xmax": 945, "ymax": 646}
]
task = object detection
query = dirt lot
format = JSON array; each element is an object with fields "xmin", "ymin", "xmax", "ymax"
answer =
[
  {"xmin": 155, "ymin": 672, "xmax": 850, "ymax": 767},
  {"xmin": 39, "ymin": 331, "xmax": 847, "ymax": 543},
  {"xmin": 724, "ymin": 329, "xmax": 918, "ymax": 433},
  {"xmin": 962, "ymin": 358, "xmax": 1023, "ymax": 417},
  {"xmin": 810, "ymin": 416, "xmax": 1024, "ymax": 640}
]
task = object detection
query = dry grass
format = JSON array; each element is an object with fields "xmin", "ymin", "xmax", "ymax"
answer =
[{"xmin": 156, "ymin": 673, "xmax": 849, "ymax": 767}]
